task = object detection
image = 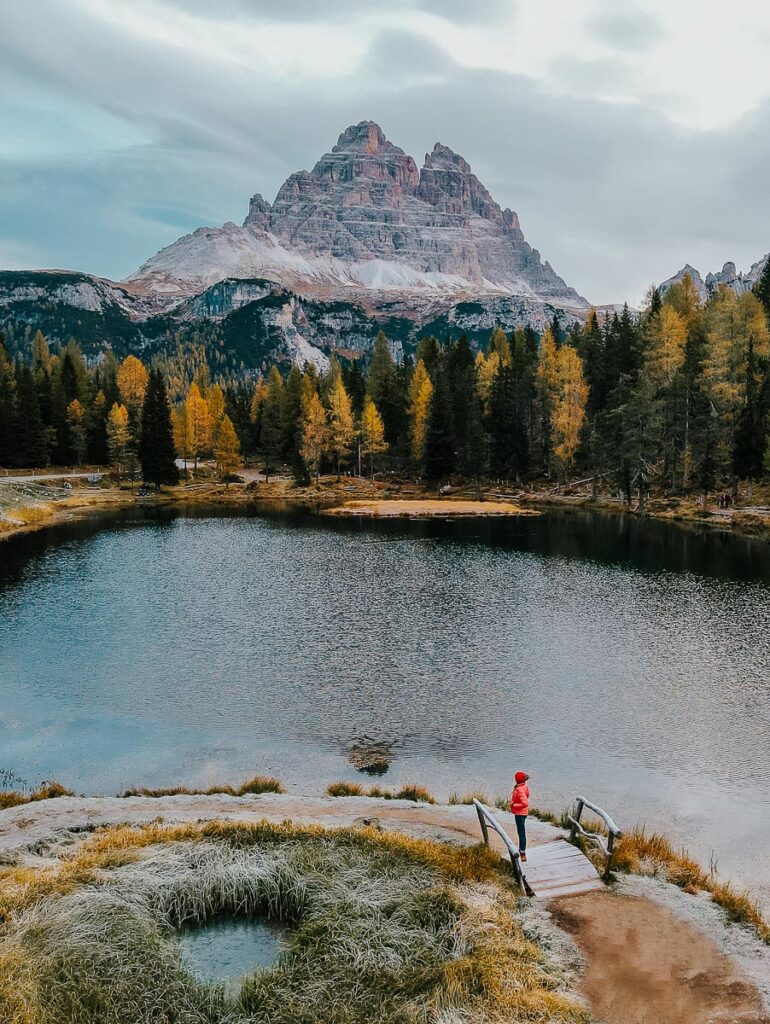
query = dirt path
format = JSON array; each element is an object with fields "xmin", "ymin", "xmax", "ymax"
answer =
[
  {"xmin": 551, "ymin": 890, "xmax": 769, "ymax": 1024},
  {"xmin": 2, "ymin": 794, "xmax": 767, "ymax": 1023}
]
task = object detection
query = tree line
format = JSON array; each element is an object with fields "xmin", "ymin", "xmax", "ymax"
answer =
[{"xmin": 2, "ymin": 259, "xmax": 770, "ymax": 502}]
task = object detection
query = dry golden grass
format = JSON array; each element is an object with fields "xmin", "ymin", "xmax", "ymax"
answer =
[
  {"xmin": 613, "ymin": 826, "xmax": 770, "ymax": 942},
  {"xmin": 324, "ymin": 780, "xmax": 436, "ymax": 803},
  {"xmin": 448, "ymin": 790, "xmax": 492, "ymax": 805},
  {"xmin": 121, "ymin": 774, "xmax": 285, "ymax": 798},
  {"xmin": 0, "ymin": 782, "xmax": 74, "ymax": 811}
]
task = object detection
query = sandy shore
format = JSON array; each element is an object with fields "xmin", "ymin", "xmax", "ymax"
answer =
[{"xmin": 323, "ymin": 498, "xmax": 540, "ymax": 518}]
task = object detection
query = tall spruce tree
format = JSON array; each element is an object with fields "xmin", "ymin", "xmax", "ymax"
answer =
[
  {"xmin": 422, "ymin": 363, "xmax": 455, "ymax": 482},
  {"xmin": 488, "ymin": 363, "xmax": 528, "ymax": 481},
  {"xmin": 0, "ymin": 335, "xmax": 15, "ymax": 467},
  {"xmin": 753, "ymin": 258, "xmax": 770, "ymax": 318},
  {"xmin": 139, "ymin": 369, "xmax": 179, "ymax": 487},
  {"xmin": 14, "ymin": 364, "xmax": 49, "ymax": 467}
]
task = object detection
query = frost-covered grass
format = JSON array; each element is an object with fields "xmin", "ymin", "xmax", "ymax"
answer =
[{"xmin": 0, "ymin": 820, "xmax": 586, "ymax": 1024}]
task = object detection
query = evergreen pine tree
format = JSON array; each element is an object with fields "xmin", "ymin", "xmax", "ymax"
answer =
[
  {"xmin": 422, "ymin": 363, "xmax": 455, "ymax": 482},
  {"xmin": 367, "ymin": 332, "xmax": 403, "ymax": 444},
  {"xmin": 488, "ymin": 363, "xmax": 528, "ymax": 481},
  {"xmin": 753, "ymin": 258, "xmax": 770, "ymax": 318},
  {"xmin": 261, "ymin": 366, "xmax": 285, "ymax": 479},
  {"xmin": 0, "ymin": 335, "xmax": 15, "ymax": 467},
  {"xmin": 732, "ymin": 337, "xmax": 767, "ymax": 481},
  {"xmin": 14, "ymin": 364, "xmax": 49, "ymax": 468},
  {"xmin": 139, "ymin": 369, "xmax": 179, "ymax": 487}
]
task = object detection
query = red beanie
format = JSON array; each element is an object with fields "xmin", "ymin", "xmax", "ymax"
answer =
[{"xmin": 515, "ymin": 771, "xmax": 529, "ymax": 784}]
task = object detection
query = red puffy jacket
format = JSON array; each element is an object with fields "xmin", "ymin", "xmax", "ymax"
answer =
[{"xmin": 510, "ymin": 782, "xmax": 529, "ymax": 816}]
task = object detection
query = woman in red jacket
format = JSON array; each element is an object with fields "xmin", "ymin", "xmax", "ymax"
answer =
[{"xmin": 509, "ymin": 770, "xmax": 530, "ymax": 861}]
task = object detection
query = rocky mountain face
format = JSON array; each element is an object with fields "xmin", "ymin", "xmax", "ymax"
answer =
[
  {"xmin": 660, "ymin": 255, "xmax": 768, "ymax": 301},
  {"xmin": 7, "ymin": 120, "xmax": 768, "ymax": 374},
  {"xmin": 127, "ymin": 121, "xmax": 587, "ymax": 312},
  {"xmin": 0, "ymin": 122, "xmax": 591, "ymax": 371}
]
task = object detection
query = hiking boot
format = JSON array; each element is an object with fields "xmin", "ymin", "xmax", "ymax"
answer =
[{"xmin": 520, "ymin": 853, "xmax": 527, "ymax": 862}]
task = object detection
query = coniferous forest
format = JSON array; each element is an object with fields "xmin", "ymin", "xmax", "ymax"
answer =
[{"xmin": 2, "ymin": 266, "xmax": 770, "ymax": 503}]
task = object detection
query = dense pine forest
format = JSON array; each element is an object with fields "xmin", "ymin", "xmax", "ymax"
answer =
[{"xmin": 2, "ymin": 265, "xmax": 770, "ymax": 503}]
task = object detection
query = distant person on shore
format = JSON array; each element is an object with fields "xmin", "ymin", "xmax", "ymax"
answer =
[{"xmin": 509, "ymin": 770, "xmax": 530, "ymax": 862}]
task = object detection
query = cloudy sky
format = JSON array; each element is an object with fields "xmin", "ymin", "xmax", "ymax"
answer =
[{"xmin": 2, "ymin": 0, "xmax": 770, "ymax": 304}]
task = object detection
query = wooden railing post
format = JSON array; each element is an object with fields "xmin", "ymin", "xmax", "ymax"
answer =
[
  {"xmin": 569, "ymin": 798, "xmax": 584, "ymax": 843},
  {"xmin": 604, "ymin": 830, "xmax": 616, "ymax": 880}
]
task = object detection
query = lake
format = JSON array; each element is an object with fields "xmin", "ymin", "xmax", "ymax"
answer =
[{"xmin": 1, "ymin": 505, "xmax": 768, "ymax": 907}]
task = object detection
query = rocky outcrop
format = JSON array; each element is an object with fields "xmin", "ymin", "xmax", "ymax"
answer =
[
  {"xmin": 660, "ymin": 255, "xmax": 768, "ymax": 300},
  {"xmin": 128, "ymin": 120, "xmax": 587, "ymax": 312}
]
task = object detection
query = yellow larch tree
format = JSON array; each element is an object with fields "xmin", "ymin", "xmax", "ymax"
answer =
[
  {"xmin": 301, "ymin": 391, "xmax": 329, "ymax": 485},
  {"xmin": 552, "ymin": 345, "xmax": 588, "ymax": 480},
  {"xmin": 476, "ymin": 350, "xmax": 501, "ymax": 414},
  {"xmin": 185, "ymin": 382, "xmax": 211, "ymax": 469},
  {"xmin": 214, "ymin": 414, "xmax": 242, "ymax": 483},
  {"xmin": 644, "ymin": 304, "xmax": 688, "ymax": 391},
  {"xmin": 408, "ymin": 359, "xmax": 433, "ymax": 463},
  {"xmin": 534, "ymin": 327, "xmax": 560, "ymax": 474},
  {"xmin": 326, "ymin": 375, "xmax": 355, "ymax": 477},
  {"xmin": 172, "ymin": 403, "xmax": 194, "ymax": 471},
  {"xmin": 489, "ymin": 325, "xmax": 511, "ymax": 365},
  {"xmin": 703, "ymin": 287, "xmax": 770, "ymax": 474},
  {"xmin": 360, "ymin": 397, "xmax": 388, "ymax": 480},
  {"xmin": 663, "ymin": 271, "xmax": 703, "ymax": 327},
  {"xmin": 250, "ymin": 379, "xmax": 269, "ymax": 425},
  {"xmin": 207, "ymin": 383, "xmax": 226, "ymax": 431},
  {"xmin": 67, "ymin": 399, "xmax": 87, "ymax": 465},
  {"xmin": 106, "ymin": 403, "xmax": 130, "ymax": 477},
  {"xmin": 116, "ymin": 355, "xmax": 149, "ymax": 414}
]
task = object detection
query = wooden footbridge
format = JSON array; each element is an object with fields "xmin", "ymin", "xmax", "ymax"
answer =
[{"xmin": 473, "ymin": 797, "xmax": 622, "ymax": 899}]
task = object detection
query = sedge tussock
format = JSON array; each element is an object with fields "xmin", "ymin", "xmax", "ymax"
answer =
[
  {"xmin": 324, "ymin": 781, "xmax": 436, "ymax": 803},
  {"xmin": 0, "ymin": 819, "xmax": 584, "ymax": 1024},
  {"xmin": 121, "ymin": 774, "xmax": 285, "ymax": 798},
  {"xmin": 0, "ymin": 782, "xmax": 74, "ymax": 811},
  {"xmin": 612, "ymin": 826, "xmax": 770, "ymax": 943},
  {"xmin": 448, "ymin": 791, "xmax": 491, "ymax": 806}
]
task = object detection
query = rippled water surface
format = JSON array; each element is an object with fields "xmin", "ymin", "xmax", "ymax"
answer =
[{"xmin": 1, "ymin": 506, "xmax": 769, "ymax": 905}]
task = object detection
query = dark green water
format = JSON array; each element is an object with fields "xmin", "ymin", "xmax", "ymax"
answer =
[{"xmin": 1, "ymin": 505, "xmax": 768, "ymax": 905}]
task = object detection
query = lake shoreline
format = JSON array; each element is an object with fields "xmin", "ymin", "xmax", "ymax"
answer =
[{"xmin": 2, "ymin": 474, "xmax": 770, "ymax": 546}]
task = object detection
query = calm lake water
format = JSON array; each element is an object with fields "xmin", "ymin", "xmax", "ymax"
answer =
[{"xmin": 1, "ymin": 506, "xmax": 769, "ymax": 907}]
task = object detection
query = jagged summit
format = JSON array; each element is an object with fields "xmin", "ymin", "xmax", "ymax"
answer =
[
  {"xmin": 660, "ymin": 254, "xmax": 768, "ymax": 300},
  {"xmin": 129, "ymin": 120, "xmax": 587, "ymax": 311}
]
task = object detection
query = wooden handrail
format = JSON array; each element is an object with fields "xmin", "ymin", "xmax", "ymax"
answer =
[
  {"xmin": 472, "ymin": 799, "xmax": 533, "ymax": 896},
  {"xmin": 567, "ymin": 795, "xmax": 622, "ymax": 880}
]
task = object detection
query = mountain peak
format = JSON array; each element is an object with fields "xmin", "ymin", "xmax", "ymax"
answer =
[
  {"xmin": 424, "ymin": 142, "xmax": 471, "ymax": 174},
  {"xmin": 334, "ymin": 121, "xmax": 390, "ymax": 155},
  {"xmin": 134, "ymin": 119, "xmax": 586, "ymax": 311}
]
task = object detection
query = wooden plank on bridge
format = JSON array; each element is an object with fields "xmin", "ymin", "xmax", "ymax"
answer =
[{"xmin": 522, "ymin": 838, "xmax": 604, "ymax": 899}]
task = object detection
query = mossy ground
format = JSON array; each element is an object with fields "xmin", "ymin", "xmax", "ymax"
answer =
[{"xmin": 0, "ymin": 820, "xmax": 586, "ymax": 1024}]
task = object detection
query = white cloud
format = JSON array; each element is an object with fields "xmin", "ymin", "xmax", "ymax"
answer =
[{"xmin": 1, "ymin": 0, "xmax": 770, "ymax": 303}]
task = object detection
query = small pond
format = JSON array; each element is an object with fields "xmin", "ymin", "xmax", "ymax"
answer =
[{"xmin": 177, "ymin": 916, "xmax": 287, "ymax": 988}]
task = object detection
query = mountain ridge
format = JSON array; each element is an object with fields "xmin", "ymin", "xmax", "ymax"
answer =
[{"xmin": 126, "ymin": 120, "xmax": 588, "ymax": 312}]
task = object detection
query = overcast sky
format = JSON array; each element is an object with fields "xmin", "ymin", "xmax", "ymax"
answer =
[{"xmin": 2, "ymin": 0, "xmax": 770, "ymax": 304}]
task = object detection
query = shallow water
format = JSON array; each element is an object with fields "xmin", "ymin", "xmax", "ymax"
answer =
[
  {"xmin": 1, "ymin": 505, "xmax": 768, "ymax": 907},
  {"xmin": 176, "ymin": 916, "xmax": 286, "ymax": 985}
]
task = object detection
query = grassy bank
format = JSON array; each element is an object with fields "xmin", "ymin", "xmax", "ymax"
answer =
[
  {"xmin": 0, "ymin": 819, "xmax": 586, "ymax": 1024},
  {"xmin": 4, "ymin": 469, "xmax": 770, "ymax": 548}
]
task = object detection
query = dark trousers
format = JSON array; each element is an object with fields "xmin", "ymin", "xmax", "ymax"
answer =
[{"xmin": 514, "ymin": 814, "xmax": 527, "ymax": 852}]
